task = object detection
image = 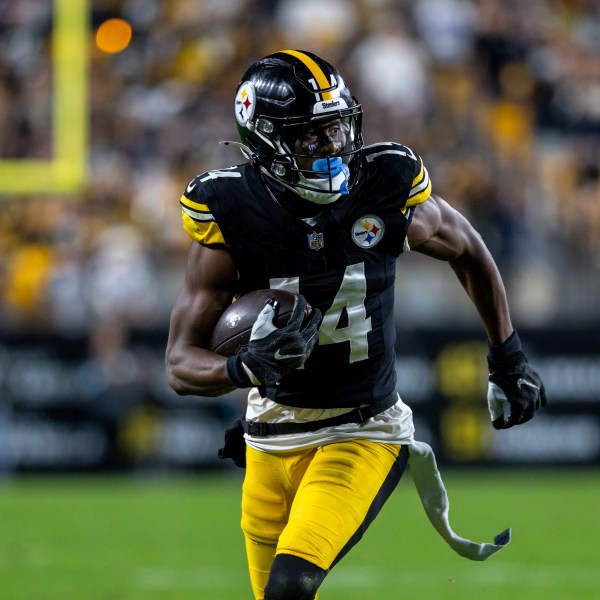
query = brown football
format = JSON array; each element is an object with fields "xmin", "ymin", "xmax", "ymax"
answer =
[{"xmin": 209, "ymin": 289, "xmax": 310, "ymax": 357}]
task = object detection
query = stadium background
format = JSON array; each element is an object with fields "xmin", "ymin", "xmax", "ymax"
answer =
[
  {"xmin": 0, "ymin": 0, "xmax": 599, "ymax": 471},
  {"xmin": 1, "ymin": 2, "xmax": 599, "ymax": 599}
]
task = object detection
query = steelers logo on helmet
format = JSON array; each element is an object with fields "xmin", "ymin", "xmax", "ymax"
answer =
[
  {"xmin": 235, "ymin": 81, "xmax": 256, "ymax": 126},
  {"xmin": 352, "ymin": 215, "xmax": 385, "ymax": 248},
  {"xmin": 312, "ymin": 94, "xmax": 349, "ymax": 116}
]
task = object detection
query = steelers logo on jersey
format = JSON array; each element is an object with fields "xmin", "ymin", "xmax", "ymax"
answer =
[
  {"xmin": 235, "ymin": 81, "xmax": 256, "ymax": 126},
  {"xmin": 352, "ymin": 215, "xmax": 385, "ymax": 248}
]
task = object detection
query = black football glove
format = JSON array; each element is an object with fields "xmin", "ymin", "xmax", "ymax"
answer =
[
  {"xmin": 487, "ymin": 332, "xmax": 547, "ymax": 430},
  {"xmin": 227, "ymin": 294, "xmax": 322, "ymax": 387},
  {"xmin": 218, "ymin": 418, "xmax": 246, "ymax": 468}
]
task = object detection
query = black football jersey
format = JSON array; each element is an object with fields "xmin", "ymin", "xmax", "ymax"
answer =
[{"xmin": 179, "ymin": 142, "xmax": 431, "ymax": 409}]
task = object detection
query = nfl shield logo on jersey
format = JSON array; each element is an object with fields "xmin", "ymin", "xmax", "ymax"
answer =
[{"xmin": 307, "ymin": 231, "xmax": 324, "ymax": 251}]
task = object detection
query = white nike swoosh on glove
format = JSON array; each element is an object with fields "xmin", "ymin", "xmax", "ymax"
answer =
[
  {"xmin": 274, "ymin": 349, "xmax": 304, "ymax": 360},
  {"xmin": 517, "ymin": 378, "xmax": 539, "ymax": 391}
]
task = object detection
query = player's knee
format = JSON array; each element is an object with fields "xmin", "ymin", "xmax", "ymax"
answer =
[{"xmin": 264, "ymin": 554, "xmax": 327, "ymax": 600}]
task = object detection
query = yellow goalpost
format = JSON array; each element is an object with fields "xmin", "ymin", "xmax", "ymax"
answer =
[{"xmin": 0, "ymin": 0, "xmax": 88, "ymax": 195}]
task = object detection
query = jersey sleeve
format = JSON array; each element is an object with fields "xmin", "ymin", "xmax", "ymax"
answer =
[
  {"xmin": 406, "ymin": 155, "xmax": 431, "ymax": 208},
  {"xmin": 362, "ymin": 143, "xmax": 432, "ymax": 213},
  {"xmin": 179, "ymin": 185, "xmax": 227, "ymax": 247}
]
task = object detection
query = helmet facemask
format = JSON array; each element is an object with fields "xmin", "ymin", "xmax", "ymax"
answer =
[{"xmin": 263, "ymin": 110, "xmax": 362, "ymax": 204}]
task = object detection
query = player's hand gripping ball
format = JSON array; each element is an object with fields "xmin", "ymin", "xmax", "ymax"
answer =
[
  {"xmin": 210, "ymin": 289, "xmax": 313, "ymax": 357},
  {"xmin": 211, "ymin": 289, "xmax": 321, "ymax": 387}
]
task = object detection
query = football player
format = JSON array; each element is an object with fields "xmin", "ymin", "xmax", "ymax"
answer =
[{"xmin": 166, "ymin": 50, "xmax": 546, "ymax": 600}]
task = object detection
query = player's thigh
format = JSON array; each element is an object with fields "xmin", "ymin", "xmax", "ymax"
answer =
[
  {"xmin": 241, "ymin": 444, "xmax": 316, "ymax": 544},
  {"xmin": 277, "ymin": 440, "xmax": 407, "ymax": 570}
]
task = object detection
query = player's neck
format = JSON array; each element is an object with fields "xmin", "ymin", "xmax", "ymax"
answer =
[{"xmin": 263, "ymin": 178, "xmax": 326, "ymax": 219}]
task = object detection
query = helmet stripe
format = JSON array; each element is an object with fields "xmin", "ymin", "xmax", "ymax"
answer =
[{"xmin": 279, "ymin": 49, "xmax": 333, "ymax": 100}]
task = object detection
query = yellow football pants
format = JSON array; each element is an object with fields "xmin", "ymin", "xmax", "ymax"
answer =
[{"xmin": 241, "ymin": 440, "xmax": 407, "ymax": 599}]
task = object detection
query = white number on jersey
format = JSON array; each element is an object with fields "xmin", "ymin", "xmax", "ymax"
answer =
[
  {"xmin": 199, "ymin": 167, "xmax": 242, "ymax": 183},
  {"xmin": 271, "ymin": 263, "xmax": 372, "ymax": 364}
]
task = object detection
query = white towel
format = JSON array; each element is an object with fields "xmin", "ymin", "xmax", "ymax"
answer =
[{"xmin": 407, "ymin": 440, "xmax": 511, "ymax": 561}]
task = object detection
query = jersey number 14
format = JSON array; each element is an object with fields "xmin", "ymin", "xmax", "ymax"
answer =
[{"xmin": 271, "ymin": 262, "xmax": 372, "ymax": 363}]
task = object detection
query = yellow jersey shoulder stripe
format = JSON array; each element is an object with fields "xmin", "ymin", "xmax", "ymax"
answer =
[
  {"xmin": 180, "ymin": 195, "xmax": 209, "ymax": 212},
  {"xmin": 406, "ymin": 158, "xmax": 431, "ymax": 207},
  {"xmin": 182, "ymin": 212, "xmax": 226, "ymax": 246},
  {"xmin": 180, "ymin": 195, "xmax": 214, "ymax": 222}
]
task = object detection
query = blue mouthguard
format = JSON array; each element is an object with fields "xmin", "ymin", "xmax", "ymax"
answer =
[{"xmin": 312, "ymin": 157, "xmax": 350, "ymax": 195}]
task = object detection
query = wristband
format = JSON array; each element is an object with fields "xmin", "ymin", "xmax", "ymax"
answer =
[
  {"xmin": 487, "ymin": 330, "xmax": 522, "ymax": 366},
  {"xmin": 226, "ymin": 355, "xmax": 254, "ymax": 388}
]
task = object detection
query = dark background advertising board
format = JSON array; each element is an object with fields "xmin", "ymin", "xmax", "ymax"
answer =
[
  {"xmin": 0, "ymin": 327, "xmax": 598, "ymax": 473},
  {"xmin": 394, "ymin": 328, "xmax": 600, "ymax": 467}
]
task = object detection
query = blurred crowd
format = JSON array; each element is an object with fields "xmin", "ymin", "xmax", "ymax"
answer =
[{"xmin": 1, "ymin": 0, "xmax": 600, "ymax": 337}]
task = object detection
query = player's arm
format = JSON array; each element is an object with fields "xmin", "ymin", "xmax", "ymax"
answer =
[
  {"xmin": 165, "ymin": 241, "xmax": 238, "ymax": 397},
  {"xmin": 407, "ymin": 194, "xmax": 512, "ymax": 344},
  {"xmin": 407, "ymin": 194, "xmax": 546, "ymax": 428},
  {"xmin": 165, "ymin": 241, "xmax": 322, "ymax": 396}
]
